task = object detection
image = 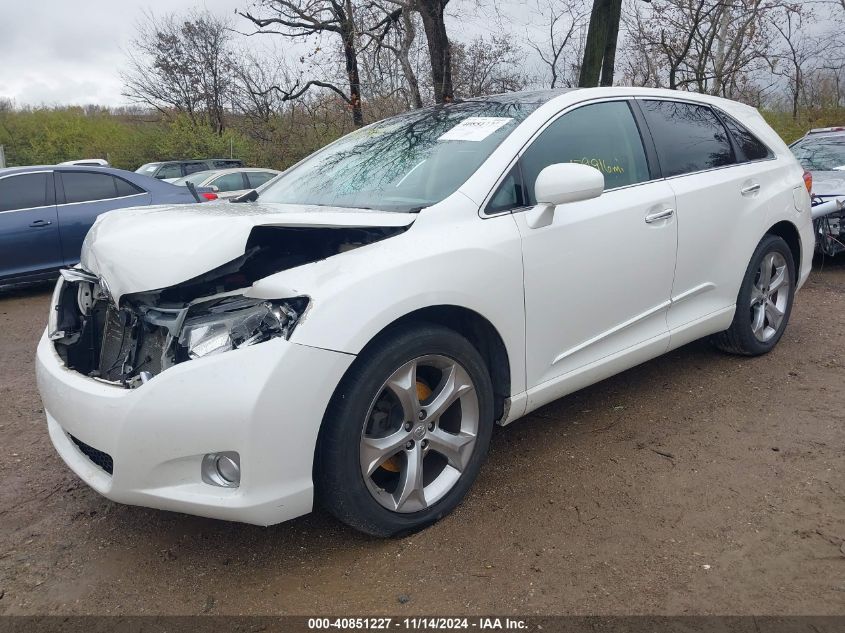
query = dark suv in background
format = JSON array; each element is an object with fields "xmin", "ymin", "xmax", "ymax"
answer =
[{"xmin": 135, "ymin": 159, "xmax": 244, "ymax": 180}]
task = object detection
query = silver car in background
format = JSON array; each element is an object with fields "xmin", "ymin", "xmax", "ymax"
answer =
[
  {"xmin": 790, "ymin": 127, "xmax": 845, "ymax": 256},
  {"xmin": 173, "ymin": 168, "xmax": 281, "ymax": 200}
]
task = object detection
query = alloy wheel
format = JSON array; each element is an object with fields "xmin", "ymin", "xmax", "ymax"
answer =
[
  {"xmin": 359, "ymin": 354, "xmax": 480, "ymax": 513},
  {"xmin": 750, "ymin": 251, "xmax": 790, "ymax": 343}
]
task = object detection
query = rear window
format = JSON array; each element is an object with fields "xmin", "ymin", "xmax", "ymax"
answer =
[
  {"xmin": 719, "ymin": 114, "xmax": 772, "ymax": 162},
  {"xmin": 0, "ymin": 173, "xmax": 50, "ymax": 212},
  {"xmin": 115, "ymin": 177, "xmax": 145, "ymax": 197},
  {"xmin": 640, "ymin": 100, "xmax": 735, "ymax": 177}
]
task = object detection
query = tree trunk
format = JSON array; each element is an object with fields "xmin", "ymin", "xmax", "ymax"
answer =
[
  {"xmin": 341, "ymin": 0, "xmax": 364, "ymax": 126},
  {"xmin": 416, "ymin": 0, "xmax": 453, "ymax": 103},
  {"xmin": 400, "ymin": 7, "xmax": 424, "ymax": 109},
  {"xmin": 579, "ymin": 0, "xmax": 609, "ymax": 87},
  {"xmin": 599, "ymin": 0, "xmax": 622, "ymax": 86}
]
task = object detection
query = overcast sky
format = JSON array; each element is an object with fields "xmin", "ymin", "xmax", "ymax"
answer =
[
  {"xmin": 0, "ymin": 0, "xmax": 251, "ymax": 106},
  {"xmin": 0, "ymin": 0, "xmax": 543, "ymax": 107}
]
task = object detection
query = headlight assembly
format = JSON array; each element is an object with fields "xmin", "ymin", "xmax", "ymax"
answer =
[{"xmin": 178, "ymin": 296, "xmax": 308, "ymax": 360}]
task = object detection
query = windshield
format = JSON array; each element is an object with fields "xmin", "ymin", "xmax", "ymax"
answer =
[
  {"xmin": 791, "ymin": 136, "xmax": 845, "ymax": 171},
  {"xmin": 136, "ymin": 163, "xmax": 160, "ymax": 174},
  {"xmin": 173, "ymin": 171, "xmax": 215, "ymax": 186},
  {"xmin": 259, "ymin": 100, "xmax": 540, "ymax": 212}
]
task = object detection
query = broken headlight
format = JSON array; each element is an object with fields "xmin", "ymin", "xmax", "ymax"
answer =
[{"xmin": 178, "ymin": 296, "xmax": 307, "ymax": 360}]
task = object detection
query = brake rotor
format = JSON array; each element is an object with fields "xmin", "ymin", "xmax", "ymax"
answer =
[{"xmin": 380, "ymin": 380, "xmax": 433, "ymax": 473}]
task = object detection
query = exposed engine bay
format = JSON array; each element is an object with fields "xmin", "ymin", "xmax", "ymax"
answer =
[{"xmin": 50, "ymin": 224, "xmax": 405, "ymax": 387}]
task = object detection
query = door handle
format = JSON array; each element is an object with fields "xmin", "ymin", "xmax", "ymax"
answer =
[
  {"xmin": 29, "ymin": 219, "xmax": 53, "ymax": 227},
  {"xmin": 644, "ymin": 209, "xmax": 675, "ymax": 224},
  {"xmin": 741, "ymin": 184, "xmax": 761, "ymax": 196}
]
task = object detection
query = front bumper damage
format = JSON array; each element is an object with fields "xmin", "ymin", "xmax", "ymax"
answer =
[{"xmin": 36, "ymin": 326, "xmax": 354, "ymax": 525}]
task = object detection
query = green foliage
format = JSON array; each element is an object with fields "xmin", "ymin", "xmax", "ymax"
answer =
[
  {"xmin": 762, "ymin": 108, "xmax": 845, "ymax": 145},
  {"xmin": 0, "ymin": 106, "xmax": 337, "ymax": 171}
]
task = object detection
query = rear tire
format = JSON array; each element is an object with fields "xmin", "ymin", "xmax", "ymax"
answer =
[
  {"xmin": 712, "ymin": 234, "xmax": 795, "ymax": 356},
  {"xmin": 315, "ymin": 324, "xmax": 494, "ymax": 537}
]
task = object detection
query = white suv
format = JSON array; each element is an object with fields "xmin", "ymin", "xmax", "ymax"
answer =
[{"xmin": 36, "ymin": 88, "xmax": 814, "ymax": 536}]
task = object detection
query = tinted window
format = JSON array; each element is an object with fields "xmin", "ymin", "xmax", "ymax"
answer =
[
  {"xmin": 156, "ymin": 164, "xmax": 182, "ymax": 179},
  {"xmin": 115, "ymin": 177, "xmax": 145, "ymax": 197},
  {"xmin": 184, "ymin": 162, "xmax": 209, "ymax": 175},
  {"xmin": 211, "ymin": 172, "xmax": 246, "ymax": 192},
  {"xmin": 0, "ymin": 173, "xmax": 50, "ymax": 212},
  {"xmin": 791, "ymin": 136, "xmax": 845, "ymax": 171},
  {"xmin": 720, "ymin": 114, "xmax": 771, "ymax": 162},
  {"xmin": 520, "ymin": 101, "xmax": 650, "ymax": 202},
  {"xmin": 246, "ymin": 171, "xmax": 277, "ymax": 188},
  {"xmin": 62, "ymin": 172, "xmax": 117, "ymax": 204},
  {"xmin": 640, "ymin": 100, "xmax": 735, "ymax": 177}
]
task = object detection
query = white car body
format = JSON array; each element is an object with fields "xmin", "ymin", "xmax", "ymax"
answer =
[{"xmin": 36, "ymin": 88, "xmax": 814, "ymax": 530}]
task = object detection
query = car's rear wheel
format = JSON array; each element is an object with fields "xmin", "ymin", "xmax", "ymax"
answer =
[
  {"xmin": 712, "ymin": 234, "xmax": 795, "ymax": 356},
  {"xmin": 315, "ymin": 324, "xmax": 494, "ymax": 537}
]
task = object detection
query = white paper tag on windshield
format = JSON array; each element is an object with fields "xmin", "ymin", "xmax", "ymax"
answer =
[{"xmin": 438, "ymin": 117, "xmax": 513, "ymax": 142}]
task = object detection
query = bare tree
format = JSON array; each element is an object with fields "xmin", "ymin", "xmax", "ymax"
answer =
[
  {"xmin": 239, "ymin": 0, "xmax": 365, "ymax": 126},
  {"xmin": 121, "ymin": 9, "xmax": 233, "ymax": 133},
  {"xmin": 528, "ymin": 0, "xmax": 588, "ymax": 88},
  {"xmin": 451, "ymin": 36, "xmax": 528, "ymax": 98},
  {"xmin": 578, "ymin": 0, "xmax": 623, "ymax": 86},
  {"xmin": 364, "ymin": 1, "xmax": 425, "ymax": 108},
  {"xmin": 770, "ymin": 3, "xmax": 833, "ymax": 119}
]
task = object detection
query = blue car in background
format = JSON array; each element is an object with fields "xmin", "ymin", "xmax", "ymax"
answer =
[{"xmin": 0, "ymin": 165, "xmax": 203, "ymax": 288}]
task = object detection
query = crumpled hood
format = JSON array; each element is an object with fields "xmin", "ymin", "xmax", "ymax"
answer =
[{"xmin": 81, "ymin": 202, "xmax": 416, "ymax": 302}]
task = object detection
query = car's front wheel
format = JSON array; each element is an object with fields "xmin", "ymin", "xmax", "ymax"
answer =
[
  {"xmin": 315, "ymin": 324, "xmax": 494, "ymax": 537},
  {"xmin": 712, "ymin": 234, "xmax": 796, "ymax": 356}
]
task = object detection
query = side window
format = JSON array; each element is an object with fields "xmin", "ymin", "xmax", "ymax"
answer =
[
  {"xmin": 0, "ymin": 173, "xmax": 50, "ymax": 212},
  {"xmin": 520, "ymin": 101, "xmax": 651, "ymax": 203},
  {"xmin": 639, "ymin": 100, "xmax": 735, "ymax": 177},
  {"xmin": 115, "ymin": 177, "xmax": 145, "ymax": 197},
  {"xmin": 156, "ymin": 164, "xmax": 182, "ymax": 179},
  {"xmin": 61, "ymin": 172, "xmax": 117, "ymax": 204},
  {"xmin": 184, "ymin": 162, "xmax": 208, "ymax": 175},
  {"xmin": 211, "ymin": 172, "xmax": 246, "ymax": 192},
  {"xmin": 486, "ymin": 165, "xmax": 527, "ymax": 214},
  {"xmin": 719, "ymin": 114, "xmax": 772, "ymax": 162},
  {"xmin": 246, "ymin": 171, "xmax": 277, "ymax": 188}
]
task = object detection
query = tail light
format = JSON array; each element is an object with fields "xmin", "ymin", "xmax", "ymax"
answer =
[
  {"xmin": 201, "ymin": 192, "xmax": 218, "ymax": 201},
  {"xmin": 803, "ymin": 170, "xmax": 813, "ymax": 194}
]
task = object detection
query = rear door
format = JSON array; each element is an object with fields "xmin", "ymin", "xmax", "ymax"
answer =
[
  {"xmin": 56, "ymin": 171, "xmax": 150, "ymax": 266},
  {"xmin": 0, "ymin": 171, "xmax": 62, "ymax": 281},
  {"xmin": 636, "ymin": 99, "xmax": 771, "ymax": 333}
]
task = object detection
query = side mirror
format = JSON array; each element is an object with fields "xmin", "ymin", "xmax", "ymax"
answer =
[
  {"xmin": 526, "ymin": 163, "xmax": 605, "ymax": 228},
  {"xmin": 210, "ymin": 185, "xmax": 220, "ymax": 192}
]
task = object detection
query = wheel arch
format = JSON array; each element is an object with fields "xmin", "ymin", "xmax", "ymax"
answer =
[
  {"xmin": 766, "ymin": 220, "xmax": 801, "ymax": 277},
  {"xmin": 338, "ymin": 305, "xmax": 512, "ymax": 424}
]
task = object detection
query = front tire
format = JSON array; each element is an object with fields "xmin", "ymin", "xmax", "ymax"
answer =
[
  {"xmin": 712, "ymin": 234, "xmax": 795, "ymax": 356},
  {"xmin": 315, "ymin": 324, "xmax": 495, "ymax": 537}
]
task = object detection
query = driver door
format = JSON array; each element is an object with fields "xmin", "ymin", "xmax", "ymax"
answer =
[{"xmin": 503, "ymin": 100, "xmax": 678, "ymax": 392}]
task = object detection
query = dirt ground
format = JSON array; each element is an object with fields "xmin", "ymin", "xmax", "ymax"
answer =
[{"xmin": 0, "ymin": 260, "xmax": 843, "ymax": 617}]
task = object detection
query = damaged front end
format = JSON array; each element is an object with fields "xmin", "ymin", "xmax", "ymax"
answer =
[
  {"xmin": 49, "ymin": 217, "xmax": 409, "ymax": 387},
  {"xmin": 49, "ymin": 268, "xmax": 307, "ymax": 388}
]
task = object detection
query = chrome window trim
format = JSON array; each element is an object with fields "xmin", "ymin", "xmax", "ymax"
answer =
[{"xmin": 57, "ymin": 192, "xmax": 148, "ymax": 208}]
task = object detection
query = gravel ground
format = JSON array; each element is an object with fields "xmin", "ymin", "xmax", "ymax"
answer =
[{"xmin": 0, "ymin": 259, "xmax": 843, "ymax": 616}]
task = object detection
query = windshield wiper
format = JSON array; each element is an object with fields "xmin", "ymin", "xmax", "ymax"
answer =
[{"xmin": 231, "ymin": 189, "xmax": 259, "ymax": 203}]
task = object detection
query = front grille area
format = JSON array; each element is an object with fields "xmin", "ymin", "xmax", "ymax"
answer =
[
  {"xmin": 95, "ymin": 305, "xmax": 168, "ymax": 382},
  {"xmin": 69, "ymin": 434, "xmax": 114, "ymax": 475}
]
